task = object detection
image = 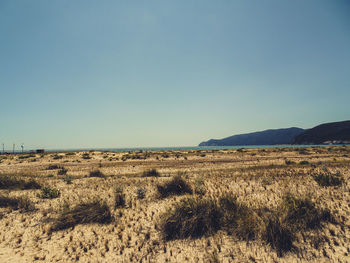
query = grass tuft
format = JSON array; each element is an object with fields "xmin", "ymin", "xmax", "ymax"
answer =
[
  {"xmin": 313, "ymin": 173, "xmax": 343, "ymax": 187},
  {"xmin": 157, "ymin": 175, "xmax": 192, "ymax": 198},
  {"xmin": 51, "ymin": 200, "xmax": 112, "ymax": 231},
  {"xmin": 0, "ymin": 174, "xmax": 41, "ymax": 190},
  {"xmin": 38, "ymin": 187, "xmax": 61, "ymax": 199},
  {"xmin": 0, "ymin": 195, "xmax": 35, "ymax": 212},
  {"xmin": 160, "ymin": 197, "xmax": 222, "ymax": 240},
  {"xmin": 89, "ymin": 170, "xmax": 105, "ymax": 178},
  {"xmin": 142, "ymin": 169, "xmax": 160, "ymax": 177}
]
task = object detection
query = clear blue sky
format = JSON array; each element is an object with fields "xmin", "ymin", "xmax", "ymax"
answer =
[{"xmin": 1, "ymin": 1, "xmax": 349, "ymax": 150}]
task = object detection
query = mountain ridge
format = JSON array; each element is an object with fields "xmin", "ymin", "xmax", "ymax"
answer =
[{"xmin": 199, "ymin": 127, "xmax": 305, "ymax": 146}]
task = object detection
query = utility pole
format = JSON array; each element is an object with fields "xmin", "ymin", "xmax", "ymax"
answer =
[
  {"xmin": 1, "ymin": 143, "xmax": 4, "ymax": 154},
  {"xmin": 13, "ymin": 143, "xmax": 15, "ymax": 154},
  {"xmin": 21, "ymin": 144, "xmax": 24, "ymax": 153}
]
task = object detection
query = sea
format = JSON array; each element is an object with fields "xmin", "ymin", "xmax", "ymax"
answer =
[{"xmin": 41, "ymin": 144, "xmax": 349, "ymax": 153}]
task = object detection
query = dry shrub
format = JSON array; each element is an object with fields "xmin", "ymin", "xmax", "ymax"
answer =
[
  {"xmin": 51, "ymin": 200, "xmax": 112, "ymax": 231},
  {"xmin": 89, "ymin": 170, "xmax": 105, "ymax": 178},
  {"xmin": 313, "ymin": 173, "xmax": 343, "ymax": 187},
  {"xmin": 262, "ymin": 193, "xmax": 332, "ymax": 257},
  {"xmin": 157, "ymin": 175, "xmax": 192, "ymax": 198},
  {"xmin": 142, "ymin": 169, "xmax": 160, "ymax": 177},
  {"xmin": 39, "ymin": 187, "xmax": 61, "ymax": 199},
  {"xmin": 0, "ymin": 195, "xmax": 35, "ymax": 212},
  {"xmin": 160, "ymin": 197, "xmax": 222, "ymax": 240},
  {"xmin": 0, "ymin": 174, "xmax": 41, "ymax": 190},
  {"xmin": 279, "ymin": 193, "xmax": 331, "ymax": 231},
  {"xmin": 263, "ymin": 215, "xmax": 294, "ymax": 257},
  {"xmin": 219, "ymin": 194, "xmax": 260, "ymax": 241},
  {"xmin": 115, "ymin": 186, "xmax": 125, "ymax": 208}
]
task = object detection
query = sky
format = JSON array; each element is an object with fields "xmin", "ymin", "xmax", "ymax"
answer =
[{"xmin": 1, "ymin": 0, "xmax": 350, "ymax": 150}]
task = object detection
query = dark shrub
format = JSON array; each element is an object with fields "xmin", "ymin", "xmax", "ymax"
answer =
[
  {"xmin": 0, "ymin": 174, "xmax": 41, "ymax": 190},
  {"xmin": 263, "ymin": 215, "xmax": 294, "ymax": 257},
  {"xmin": 280, "ymin": 193, "xmax": 331, "ymax": 230},
  {"xmin": 115, "ymin": 186, "xmax": 126, "ymax": 208},
  {"xmin": 39, "ymin": 187, "xmax": 61, "ymax": 199},
  {"xmin": 157, "ymin": 175, "xmax": 192, "ymax": 198},
  {"xmin": 314, "ymin": 173, "xmax": 343, "ymax": 187},
  {"xmin": 82, "ymin": 153, "xmax": 91, "ymax": 159},
  {"xmin": 160, "ymin": 197, "xmax": 222, "ymax": 240},
  {"xmin": 57, "ymin": 167, "xmax": 68, "ymax": 175},
  {"xmin": 18, "ymin": 154, "xmax": 36, "ymax": 159},
  {"xmin": 51, "ymin": 200, "xmax": 112, "ymax": 231},
  {"xmin": 0, "ymin": 195, "xmax": 35, "ymax": 212},
  {"xmin": 136, "ymin": 188, "xmax": 146, "ymax": 199},
  {"xmin": 142, "ymin": 169, "xmax": 160, "ymax": 177},
  {"xmin": 46, "ymin": 165, "xmax": 61, "ymax": 170},
  {"xmin": 219, "ymin": 194, "xmax": 260, "ymax": 241},
  {"xmin": 299, "ymin": 160, "xmax": 309, "ymax": 165},
  {"xmin": 89, "ymin": 170, "xmax": 105, "ymax": 178}
]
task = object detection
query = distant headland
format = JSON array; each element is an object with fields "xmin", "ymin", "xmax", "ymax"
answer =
[{"xmin": 199, "ymin": 120, "xmax": 350, "ymax": 146}]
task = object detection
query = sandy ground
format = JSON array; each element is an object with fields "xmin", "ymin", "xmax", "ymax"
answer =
[{"xmin": 0, "ymin": 146, "xmax": 349, "ymax": 262}]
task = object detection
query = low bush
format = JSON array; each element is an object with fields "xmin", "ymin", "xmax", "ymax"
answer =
[
  {"xmin": 0, "ymin": 174, "xmax": 41, "ymax": 190},
  {"xmin": 263, "ymin": 215, "xmax": 294, "ymax": 257},
  {"xmin": 157, "ymin": 175, "xmax": 192, "ymax": 198},
  {"xmin": 135, "ymin": 188, "xmax": 146, "ymax": 199},
  {"xmin": 0, "ymin": 195, "xmax": 35, "ymax": 212},
  {"xmin": 89, "ymin": 170, "xmax": 105, "ymax": 178},
  {"xmin": 279, "ymin": 193, "xmax": 331, "ymax": 230},
  {"xmin": 142, "ymin": 169, "xmax": 160, "ymax": 177},
  {"xmin": 160, "ymin": 197, "xmax": 222, "ymax": 240},
  {"xmin": 314, "ymin": 173, "xmax": 343, "ymax": 187},
  {"xmin": 46, "ymin": 165, "xmax": 61, "ymax": 170},
  {"xmin": 57, "ymin": 167, "xmax": 68, "ymax": 175},
  {"xmin": 51, "ymin": 200, "xmax": 112, "ymax": 231},
  {"xmin": 63, "ymin": 176, "xmax": 73, "ymax": 184},
  {"xmin": 115, "ymin": 186, "xmax": 125, "ymax": 208},
  {"xmin": 39, "ymin": 187, "xmax": 61, "ymax": 199}
]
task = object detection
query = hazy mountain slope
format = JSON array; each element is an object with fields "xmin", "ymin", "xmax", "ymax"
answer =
[
  {"xmin": 292, "ymin": 120, "xmax": 350, "ymax": 144},
  {"xmin": 199, "ymin": 127, "xmax": 305, "ymax": 146}
]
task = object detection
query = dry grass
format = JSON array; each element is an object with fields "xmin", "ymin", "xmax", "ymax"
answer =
[
  {"xmin": 0, "ymin": 174, "xmax": 41, "ymax": 190},
  {"xmin": 51, "ymin": 200, "xmax": 112, "ymax": 232},
  {"xmin": 157, "ymin": 174, "xmax": 192, "ymax": 198}
]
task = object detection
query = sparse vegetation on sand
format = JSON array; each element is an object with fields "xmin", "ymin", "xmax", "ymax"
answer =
[{"xmin": 0, "ymin": 146, "xmax": 348, "ymax": 262}]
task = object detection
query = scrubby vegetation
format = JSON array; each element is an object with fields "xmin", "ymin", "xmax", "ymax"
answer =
[
  {"xmin": 114, "ymin": 186, "xmax": 125, "ymax": 208},
  {"xmin": 89, "ymin": 170, "xmax": 105, "ymax": 178},
  {"xmin": 51, "ymin": 200, "xmax": 112, "ymax": 231},
  {"xmin": 160, "ymin": 193, "xmax": 333, "ymax": 257},
  {"xmin": 314, "ymin": 172, "xmax": 343, "ymax": 187},
  {"xmin": 142, "ymin": 169, "xmax": 160, "ymax": 177},
  {"xmin": 0, "ymin": 174, "xmax": 41, "ymax": 190},
  {"xmin": 0, "ymin": 195, "xmax": 35, "ymax": 212},
  {"xmin": 160, "ymin": 197, "xmax": 222, "ymax": 240},
  {"xmin": 38, "ymin": 187, "xmax": 61, "ymax": 199},
  {"xmin": 157, "ymin": 175, "xmax": 192, "ymax": 198}
]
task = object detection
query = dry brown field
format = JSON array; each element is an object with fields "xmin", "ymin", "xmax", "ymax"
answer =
[{"xmin": 0, "ymin": 146, "xmax": 349, "ymax": 262}]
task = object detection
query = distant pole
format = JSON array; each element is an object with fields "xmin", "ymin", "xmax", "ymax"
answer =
[
  {"xmin": 13, "ymin": 143, "xmax": 15, "ymax": 154},
  {"xmin": 21, "ymin": 144, "xmax": 24, "ymax": 153},
  {"xmin": 2, "ymin": 143, "xmax": 4, "ymax": 154}
]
